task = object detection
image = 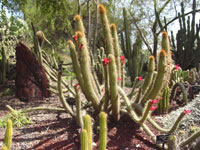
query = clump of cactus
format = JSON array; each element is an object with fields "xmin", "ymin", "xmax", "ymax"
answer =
[{"xmin": 80, "ymin": 112, "xmax": 107, "ymax": 150}]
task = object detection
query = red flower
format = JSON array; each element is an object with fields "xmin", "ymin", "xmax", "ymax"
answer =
[
  {"xmin": 75, "ymin": 83, "xmax": 80, "ymax": 90},
  {"xmin": 103, "ymin": 58, "xmax": 111, "ymax": 66},
  {"xmin": 120, "ymin": 56, "xmax": 125, "ymax": 65},
  {"xmin": 138, "ymin": 76, "xmax": 142, "ymax": 81},
  {"xmin": 152, "ymin": 99, "xmax": 159, "ymax": 104},
  {"xmin": 184, "ymin": 109, "xmax": 192, "ymax": 114},
  {"xmin": 80, "ymin": 44, "xmax": 83, "ymax": 51},
  {"xmin": 117, "ymin": 77, "xmax": 122, "ymax": 81},
  {"xmin": 73, "ymin": 35, "xmax": 78, "ymax": 42},
  {"xmin": 175, "ymin": 64, "xmax": 180, "ymax": 70},
  {"xmin": 150, "ymin": 105, "xmax": 157, "ymax": 111},
  {"xmin": 101, "ymin": 88, "xmax": 105, "ymax": 92}
]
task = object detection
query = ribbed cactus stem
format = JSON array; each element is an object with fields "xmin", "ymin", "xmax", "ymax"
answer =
[
  {"xmin": 76, "ymin": 32, "xmax": 99, "ymax": 110},
  {"xmin": 179, "ymin": 130, "xmax": 200, "ymax": 147},
  {"xmin": 83, "ymin": 115, "xmax": 93, "ymax": 150},
  {"xmin": 108, "ymin": 54, "xmax": 120, "ymax": 121},
  {"xmin": 147, "ymin": 50, "xmax": 166, "ymax": 100},
  {"xmin": 99, "ymin": 112, "xmax": 107, "ymax": 150},
  {"xmin": 141, "ymin": 56, "xmax": 155, "ymax": 94},
  {"xmin": 57, "ymin": 71, "xmax": 75, "ymax": 117},
  {"xmin": 128, "ymin": 77, "xmax": 140, "ymax": 99},
  {"xmin": 81, "ymin": 129, "xmax": 88, "ymax": 150},
  {"xmin": 168, "ymin": 135, "xmax": 177, "ymax": 150},
  {"xmin": 74, "ymin": 15, "xmax": 86, "ymax": 36},
  {"xmin": 1, "ymin": 45, "xmax": 7, "ymax": 84},
  {"xmin": 110, "ymin": 23, "xmax": 121, "ymax": 82},
  {"xmin": 3, "ymin": 119, "xmax": 12, "ymax": 150},
  {"xmin": 68, "ymin": 40, "xmax": 84, "ymax": 89},
  {"xmin": 75, "ymin": 85, "xmax": 83, "ymax": 128},
  {"xmin": 147, "ymin": 111, "xmax": 186, "ymax": 134},
  {"xmin": 161, "ymin": 31, "xmax": 170, "ymax": 55},
  {"xmin": 98, "ymin": 4, "xmax": 114, "ymax": 55}
]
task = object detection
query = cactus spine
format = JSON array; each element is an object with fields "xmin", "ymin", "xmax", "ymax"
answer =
[
  {"xmin": 3, "ymin": 119, "xmax": 12, "ymax": 150},
  {"xmin": 83, "ymin": 115, "xmax": 93, "ymax": 150},
  {"xmin": 99, "ymin": 112, "xmax": 107, "ymax": 150}
]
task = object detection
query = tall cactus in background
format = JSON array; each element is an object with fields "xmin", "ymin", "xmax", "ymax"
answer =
[
  {"xmin": 121, "ymin": 8, "xmax": 145, "ymax": 83},
  {"xmin": 3, "ymin": 119, "xmax": 13, "ymax": 150},
  {"xmin": 171, "ymin": 0, "xmax": 200, "ymax": 70}
]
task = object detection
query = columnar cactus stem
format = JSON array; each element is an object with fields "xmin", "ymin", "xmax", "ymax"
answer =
[
  {"xmin": 98, "ymin": 4, "xmax": 114, "ymax": 56},
  {"xmin": 179, "ymin": 130, "xmax": 200, "ymax": 147},
  {"xmin": 3, "ymin": 119, "xmax": 12, "ymax": 150},
  {"xmin": 110, "ymin": 24, "xmax": 121, "ymax": 82},
  {"xmin": 99, "ymin": 112, "xmax": 107, "ymax": 150},
  {"xmin": 58, "ymin": 71, "xmax": 75, "ymax": 117},
  {"xmin": 76, "ymin": 31, "xmax": 100, "ymax": 110},
  {"xmin": 83, "ymin": 115, "xmax": 93, "ymax": 150},
  {"xmin": 108, "ymin": 54, "xmax": 120, "ymax": 121},
  {"xmin": 146, "ymin": 50, "xmax": 167, "ymax": 101},
  {"xmin": 75, "ymin": 85, "xmax": 83, "ymax": 128},
  {"xmin": 81, "ymin": 129, "xmax": 88, "ymax": 150}
]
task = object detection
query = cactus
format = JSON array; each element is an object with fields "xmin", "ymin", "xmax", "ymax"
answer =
[
  {"xmin": 158, "ymin": 85, "xmax": 170, "ymax": 114},
  {"xmin": 81, "ymin": 129, "xmax": 88, "ymax": 150},
  {"xmin": 99, "ymin": 112, "xmax": 107, "ymax": 150},
  {"xmin": 67, "ymin": 5, "xmax": 194, "ymax": 149},
  {"xmin": 121, "ymin": 8, "xmax": 147, "ymax": 82},
  {"xmin": 83, "ymin": 115, "xmax": 93, "ymax": 150},
  {"xmin": 170, "ymin": 82, "xmax": 188, "ymax": 105},
  {"xmin": 1, "ymin": 146, "xmax": 8, "ymax": 150},
  {"xmin": 3, "ymin": 119, "xmax": 12, "ymax": 150},
  {"xmin": 171, "ymin": 0, "xmax": 200, "ymax": 70}
]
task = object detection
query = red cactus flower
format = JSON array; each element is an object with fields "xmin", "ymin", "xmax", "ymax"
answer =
[
  {"xmin": 175, "ymin": 64, "xmax": 180, "ymax": 70},
  {"xmin": 120, "ymin": 56, "xmax": 125, "ymax": 65},
  {"xmin": 80, "ymin": 44, "xmax": 83, "ymax": 51},
  {"xmin": 103, "ymin": 58, "xmax": 111, "ymax": 66},
  {"xmin": 73, "ymin": 35, "xmax": 78, "ymax": 42},
  {"xmin": 152, "ymin": 99, "xmax": 159, "ymax": 104},
  {"xmin": 184, "ymin": 109, "xmax": 192, "ymax": 114},
  {"xmin": 150, "ymin": 105, "xmax": 157, "ymax": 111},
  {"xmin": 138, "ymin": 76, "xmax": 142, "ymax": 81},
  {"xmin": 117, "ymin": 77, "xmax": 122, "ymax": 81},
  {"xmin": 101, "ymin": 88, "xmax": 105, "ymax": 92},
  {"xmin": 75, "ymin": 83, "xmax": 80, "ymax": 90}
]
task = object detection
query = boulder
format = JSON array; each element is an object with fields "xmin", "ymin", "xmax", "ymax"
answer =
[{"xmin": 15, "ymin": 42, "xmax": 50, "ymax": 102}]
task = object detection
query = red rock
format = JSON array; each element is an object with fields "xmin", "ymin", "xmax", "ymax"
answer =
[{"xmin": 15, "ymin": 42, "xmax": 50, "ymax": 102}]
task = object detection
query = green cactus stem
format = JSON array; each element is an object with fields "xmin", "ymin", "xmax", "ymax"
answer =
[
  {"xmin": 108, "ymin": 54, "xmax": 120, "ymax": 121},
  {"xmin": 179, "ymin": 130, "xmax": 200, "ymax": 147},
  {"xmin": 76, "ymin": 31, "xmax": 100, "ymax": 110},
  {"xmin": 158, "ymin": 85, "xmax": 170, "ymax": 114},
  {"xmin": 57, "ymin": 71, "xmax": 75, "ymax": 117},
  {"xmin": 170, "ymin": 82, "xmax": 188, "ymax": 105},
  {"xmin": 75, "ymin": 85, "xmax": 83, "ymax": 128},
  {"xmin": 81, "ymin": 129, "xmax": 88, "ymax": 150},
  {"xmin": 1, "ymin": 146, "xmax": 8, "ymax": 150},
  {"xmin": 1, "ymin": 45, "xmax": 6, "ymax": 83},
  {"xmin": 98, "ymin": 4, "xmax": 114, "ymax": 56},
  {"xmin": 99, "ymin": 112, "xmax": 107, "ymax": 150},
  {"xmin": 147, "ymin": 50, "xmax": 167, "ymax": 101},
  {"xmin": 83, "ymin": 115, "xmax": 93, "ymax": 150},
  {"xmin": 110, "ymin": 24, "xmax": 121, "ymax": 82},
  {"xmin": 168, "ymin": 135, "xmax": 177, "ymax": 150},
  {"xmin": 3, "ymin": 119, "xmax": 12, "ymax": 150}
]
